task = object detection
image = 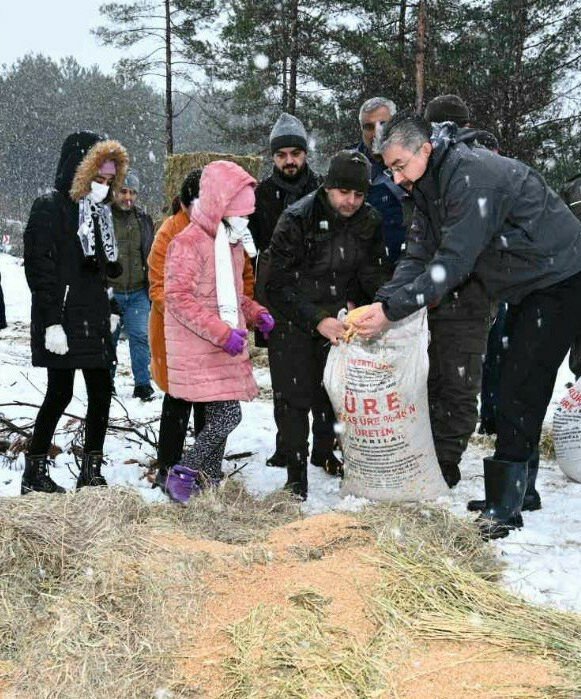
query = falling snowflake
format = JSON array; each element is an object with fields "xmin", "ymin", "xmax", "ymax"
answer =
[
  {"xmin": 253, "ymin": 53, "xmax": 269, "ymax": 70},
  {"xmin": 430, "ymin": 263, "xmax": 446, "ymax": 283},
  {"xmin": 478, "ymin": 197, "xmax": 488, "ymax": 217}
]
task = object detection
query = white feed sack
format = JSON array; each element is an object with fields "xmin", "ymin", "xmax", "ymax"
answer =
[
  {"xmin": 552, "ymin": 378, "xmax": 581, "ymax": 483},
  {"xmin": 324, "ymin": 308, "xmax": 447, "ymax": 501}
]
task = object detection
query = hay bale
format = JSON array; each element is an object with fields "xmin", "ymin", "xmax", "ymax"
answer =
[{"xmin": 165, "ymin": 152, "xmax": 263, "ymax": 206}]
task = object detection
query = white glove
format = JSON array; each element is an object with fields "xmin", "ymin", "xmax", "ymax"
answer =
[
  {"xmin": 45, "ymin": 324, "xmax": 69, "ymax": 355},
  {"xmin": 110, "ymin": 314, "xmax": 121, "ymax": 334}
]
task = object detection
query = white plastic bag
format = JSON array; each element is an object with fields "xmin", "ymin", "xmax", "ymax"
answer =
[
  {"xmin": 323, "ymin": 308, "xmax": 447, "ymax": 501},
  {"xmin": 552, "ymin": 378, "xmax": 581, "ymax": 483}
]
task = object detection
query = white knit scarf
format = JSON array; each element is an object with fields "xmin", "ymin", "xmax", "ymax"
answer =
[
  {"xmin": 77, "ymin": 197, "xmax": 118, "ymax": 261},
  {"xmin": 215, "ymin": 219, "xmax": 257, "ymax": 327}
]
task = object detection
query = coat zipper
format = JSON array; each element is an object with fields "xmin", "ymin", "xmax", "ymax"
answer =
[{"xmin": 60, "ymin": 284, "xmax": 70, "ymax": 322}]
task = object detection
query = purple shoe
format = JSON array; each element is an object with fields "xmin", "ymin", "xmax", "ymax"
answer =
[{"xmin": 166, "ymin": 464, "xmax": 202, "ymax": 504}]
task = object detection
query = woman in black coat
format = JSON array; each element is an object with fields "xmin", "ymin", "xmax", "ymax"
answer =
[{"xmin": 22, "ymin": 131, "xmax": 128, "ymax": 493}]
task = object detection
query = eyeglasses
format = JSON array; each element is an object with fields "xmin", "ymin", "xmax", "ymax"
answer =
[
  {"xmin": 362, "ymin": 120, "xmax": 386, "ymax": 132},
  {"xmin": 387, "ymin": 146, "xmax": 422, "ymax": 174}
]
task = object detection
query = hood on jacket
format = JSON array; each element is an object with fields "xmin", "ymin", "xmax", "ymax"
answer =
[
  {"xmin": 190, "ymin": 160, "xmax": 257, "ymax": 236},
  {"xmin": 69, "ymin": 138, "xmax": 129, "ymax": 202},
  {"xmin": 54, "ymin": 131, "xmax": 102, "ymax": 196},
  {"xmin": 429, "ymin": 122, "xmax": 498, "ymax": 166}
]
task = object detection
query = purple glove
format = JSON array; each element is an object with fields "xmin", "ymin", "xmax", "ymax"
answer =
[
  {"xmin": 223, "ymin": 328, "xmax": 248, "ymax": 356},
  {"xmin": 256, "ymin": 312, "xmax": 275, "ymax": 339}
]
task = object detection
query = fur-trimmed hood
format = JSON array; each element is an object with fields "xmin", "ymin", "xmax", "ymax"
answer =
[{"xmin": 69, "ymin": 138, "xmax": 129, "ymax": 202}]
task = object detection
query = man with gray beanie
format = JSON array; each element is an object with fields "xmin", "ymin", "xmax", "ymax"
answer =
[
  {"xmin": 250, "ymin": 112, "xmax": 321, "ymax": 469},
  {"xmin": 109, "ymin": 170, "xmax": 155, "ymax": 401},
  {"xmin": 264, "ymin": 150, "xmax": 388, "ymax": 499}
]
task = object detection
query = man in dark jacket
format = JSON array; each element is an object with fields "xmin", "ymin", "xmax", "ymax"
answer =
[
  {"xmin": 561, "ymin": 172, "xmax": 581, "ymax": 377},
  {"xmin": 350, "ymin": 97, "xmax": 409, "ymax": 269},
  {"xmin": 249, "ymin": 112, "xmax": 323, "ymax": 469},
  {"xmin": 266, "ymin": 150, "xmax": 389, "ymax": 499},
  {"xmin": 421, "ymin": 94, "xmax": 494, "ymax": 489},
  {"xmin": 354, "ymin": 114, "xmax": 581, "ymax": 539},
  {"xmin": 23, "ymin": 130, "xmax": 128, "ymax": 493},
  {"xmin": 109, "ymin": 171, "xmax": 155, "ymax": 401},
  {"xmin": 249, "ymin": 112, "xmax": 320, "ymax": 254}
]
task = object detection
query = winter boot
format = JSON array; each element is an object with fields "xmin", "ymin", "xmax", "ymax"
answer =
[
  {"xmin": 165, "ymin": 464, "xmax": 202, "ymax": 504},
  {"xmin": 153, "ymin": 464, "xmax": 170, "ymax": 493},
  {"xmin": 467, "ymin": 451, "xmax": 541, "ymax": 512},
  {"xmin": 284, "ymin": 458, "xmax": 308, "ymax": 501},
  {"xmin": 76, "ymin": 451, "xmax": 108, "ymax": 489},
  {"xmin": 311, "ymin": 435, "xmax": 344, "ymax": 477},
  {"xmin": 475, "ymin": 458, "xmax": 527, "ymax": 540},
  {"xmin": 439, "ymin": 461, "xmax": 461, "ymax": 489},
  {"xmin": 21, "ymin": 454, "xmax": 66, "ymax": 495},
  {"xmin": 266, "ymin": 450, "xmax": 287, "ymax": 468}
]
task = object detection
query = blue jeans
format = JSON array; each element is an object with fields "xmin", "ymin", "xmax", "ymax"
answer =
[{"xmin": 112, "ymin": 288, "xmax": 151, "ymax": 387}]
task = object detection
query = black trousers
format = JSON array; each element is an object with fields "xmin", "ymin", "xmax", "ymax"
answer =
[
  {"xmin": 157, "ymin": 393, "xmax": 206, "ymax": 468},
  {"xmin": 496, "ymin": 271, "xmax": 581, "ymax": 462},
  {"xmin": 0, "ymin": 272, "xmax": 6, "ymax": 329},
  {"xmin": 428, "ymin": 315, "xmax": 489, "ymax": 467},
  {"xmin": 269, "ymin": 323, "xmax": 336, "ymax": 469},
  {"xmin": 29, "ymin": 367, "xmax": 112, "ymax": 455}
]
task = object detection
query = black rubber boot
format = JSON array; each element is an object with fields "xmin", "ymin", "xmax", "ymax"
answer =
[
  {"xmin": 476, "ymin": 458, "xmax": 527, "ymax": 540},
  {"xmin": 153, "ymin": 464, "xmax": 170, "ymax": 493},
  {"xmin": 21, "ymin": 454, "xmax": 66, "ymax": 495},
  {"xmin": 77, "ymin": 451, "xmax": 108, "ymax": 488},
  {"xmin": 266, "ymin": 450, "xmax": 287, "ymax": 468},
  {"xmin": 311, "ymin": 435, "xmax": 344, "ymax": 477},
  {"xmin": 468, "ymin": 451, "xmax": 541, "ymax": 512},
  {"xmin": 284, "ymin": 458, "xmax": 308, "ymax": 501},
  {"xmin": 439, "ymin": 461, "xmax": 461, "ymax": 488}
]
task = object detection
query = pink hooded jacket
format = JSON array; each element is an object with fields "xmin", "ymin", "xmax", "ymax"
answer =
[{"xmin": 164, "ymin": 161, "xmax": 267, "ymax": 402}]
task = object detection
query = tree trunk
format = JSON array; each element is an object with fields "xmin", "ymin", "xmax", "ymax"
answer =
[
  {"xmin": 398, "ymin": 0, "xmax": 407, "ymax": 57},
  {"xmin": 414, "ymin": 0, "xmax": 427, "ymax": 114},
  {"xmin": 165, "ymin": 0, "xmax": 174, "ymax": 155},
  {"xmin": 288, "ymin": 0, "xmax": 299, "ymax": 115},
  {"xmin": 281, "ymin": 2, "xmax": 288, "ymax": 110}
]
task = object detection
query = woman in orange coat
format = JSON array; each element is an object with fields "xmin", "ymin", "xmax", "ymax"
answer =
[{"xmin": 148, "ymin": 169, "xmax": 256, "ymax": 490}]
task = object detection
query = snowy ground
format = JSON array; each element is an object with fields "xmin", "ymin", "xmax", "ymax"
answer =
[{"xmin": 1, "ymin": 252, "xmax": 580, "ymax": 614}]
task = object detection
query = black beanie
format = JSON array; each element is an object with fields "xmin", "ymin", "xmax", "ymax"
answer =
[
  {"xmin": 179, "ymin": 168, "xmax": 203, "ymax": 208},
  {"xmin": 424, "ymin": 94, "xmax": 470, "ymax": 126},
  {"xmin": 325, "ymin": 150, "xmax": 371, "ymax": 194}
]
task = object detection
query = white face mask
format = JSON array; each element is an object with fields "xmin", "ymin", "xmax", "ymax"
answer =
[
  {"xmin": 224, "ymin": 216, "xmax": 257, "ymax": 258},
  {"xmin": 89, "ymin": 180, "xmax": 109, "ymax": 204},
  {"xmin": 225, "ymin": 216, "xmax": 249, "ymax": 233}
]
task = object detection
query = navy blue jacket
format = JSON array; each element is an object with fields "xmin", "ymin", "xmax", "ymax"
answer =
[{"xmin": 350, "ymin": 141, "xmax": 408, "ymax": 268}]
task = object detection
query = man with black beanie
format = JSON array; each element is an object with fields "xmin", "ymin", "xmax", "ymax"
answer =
[
  {"xmin": 249, "ymin": 112, "xmax": 322, "ymax": 469},
  {"xmin": 265, "ymin": 150, "xmax": 388, "ymax": 499}
]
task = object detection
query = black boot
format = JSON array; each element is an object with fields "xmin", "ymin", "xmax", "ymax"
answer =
[
  {"xmin": 21, "ymin": 454, "xmax": 66, "ymax": 495},
  {"xmin": 439, "ymin": 461, "xmax": 461, "ymax": 488},
  {"xmin": 77, "ymin": 451, "xmax": 108, "ymax": 488},
  {"xmin": 153, "ymin": 464, "xmax": 170, "ymax": 493},
  {"xmin": 266, "ymin": 450, "xmax": 287, "ymax": 468},
  {"xmin": 476, "ymin": 458, "xmax": 527, "ymax": 540},
  {"xmin": 284, "ymin": 458, "xmax": 308, "ymax": 501},
  {"xmin": 311, "ymin": 435, "xmax": 344, "ymax": 477},
  {"xmin": 467, "ymin": 451, "xmax": 541, "ymax": 512}
]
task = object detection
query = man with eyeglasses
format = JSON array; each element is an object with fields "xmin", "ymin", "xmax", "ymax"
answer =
[
  {"xmin": 411, "ymin": 95, "xmax": 493, "ymax": 492},
  {"xmin": 349, "ymin": 97, "xmax": 409, "ymax": 276},
  {"xmin": 354, "ymin": 111, "xmax": 581, "ymax": 541}
]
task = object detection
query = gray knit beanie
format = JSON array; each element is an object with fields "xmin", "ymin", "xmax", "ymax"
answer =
[
  {"xmin": 123, "ymin": 170, "xmax": 140, "ymax": 193},
  {"xmin": 269, "ymin": 113, "xmax": 308, "ymax": 154}
]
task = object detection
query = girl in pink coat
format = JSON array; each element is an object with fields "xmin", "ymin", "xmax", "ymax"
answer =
[{"xmin": 164, "ymin": 161, "xmax": 274, "ymax": 501}]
